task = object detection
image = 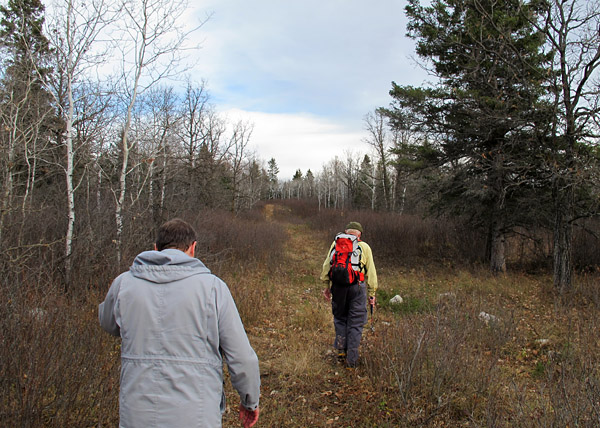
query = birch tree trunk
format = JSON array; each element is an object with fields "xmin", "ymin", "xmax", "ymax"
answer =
[
  {"xmin": 46, "ymin": 0, "xmax": 114, "ymax": 288},
  {"xmin": 64, "ymin": 73, "xmax": 75, "ymax": 286}
]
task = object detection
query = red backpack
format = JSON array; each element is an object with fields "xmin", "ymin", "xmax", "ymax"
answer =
[{"xmin": 328, "ymin": 233, "xmax": 364, "ymax": 285}]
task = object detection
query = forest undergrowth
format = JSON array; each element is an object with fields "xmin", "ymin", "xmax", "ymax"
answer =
[{"xmin": 2, "ymin": 202, "xmax": 600, "ymax": 427}]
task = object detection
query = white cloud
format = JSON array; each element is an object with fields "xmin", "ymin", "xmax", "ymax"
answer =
[
  {"xmin": 184, "ymin": 1, "xmax": 427, "ymax": 180},
  {"xmin": 221, "ymin": 108, "xmax": 369, "ymax": 180},
  {"xmin": 192, "ymin": 0, "xmax": 421, "ymax": 115}
]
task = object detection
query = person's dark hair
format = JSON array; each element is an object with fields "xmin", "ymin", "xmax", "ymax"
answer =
[{"xmin": 156, "ymin": 218, "xmax": 197, "ymax": 251}]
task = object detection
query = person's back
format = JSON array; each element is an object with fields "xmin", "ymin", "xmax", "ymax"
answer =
[
  {"xmin": 99, "ymin": 219, "xmax": 260, "ymax": 428},
  {"xmin": 320, "ymin": 221, "xmax": 378, "ymax": 368}
]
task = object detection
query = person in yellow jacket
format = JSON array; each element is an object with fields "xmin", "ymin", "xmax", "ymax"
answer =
[{"xmin": 320, "ymin": 221, "xmax": 378, "ymax": 367}]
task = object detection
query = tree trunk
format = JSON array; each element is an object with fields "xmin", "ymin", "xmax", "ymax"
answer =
[
  {"xmin": 159, "ymin": 148, "xmax": 167, "ymax": 220},
  {"xmin": 553, "ymin": 180, "xmax": 573, "ymax": 293},
  {"xmin": 0, "ymin": 125, "xmax": 16, "ymax": 246},
  {"xmin": 489, "ymin": 150, "xmax": 507, "ymax": 275},
  {"xmin": 489, "ymin": 219, "xmax": 506, "ymax": 275},
  {"xmin": 371, "ymin": 163, "xmax": 376, "ymax": 210},
  {"xmin": 399, "ymin": 184, "xmax": 407, "ymax": 215},
  {"xmin": 64, "ymin": 73, "xmax": 76, "ymax": 290}
]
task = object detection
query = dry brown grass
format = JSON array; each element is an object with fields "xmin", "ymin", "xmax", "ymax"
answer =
[
  {"xmin": 3, "ymin": 202, "xmax": 600, "ymax": 427},
  {"xmin": 222, "ymin": 204, "xmax": 600, "ymax": 427},
  {"xmin": 0, "ymin": 287, "xmax": 120, "ymax": 426}
]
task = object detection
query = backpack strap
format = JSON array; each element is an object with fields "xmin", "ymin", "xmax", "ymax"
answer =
[{"xmin": 355, "ymin": 242, "xmax": 366, "ymax": 274}]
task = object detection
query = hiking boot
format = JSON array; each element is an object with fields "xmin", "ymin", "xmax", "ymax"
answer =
[
  {"xmin": 337, "ymin": 350, "xmax": 347, "ymax": 363},
  {"xmin": 346, "ymin": 361, "xmax": 357, "ymax": 369}
]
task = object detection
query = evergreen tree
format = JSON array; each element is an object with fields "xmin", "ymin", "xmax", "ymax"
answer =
[
  {"xmin": 305, "ymin": 168, "xmax": 315, "ymax": 198},
  {"xmin": 267, "ymin": 157, "xmax": 279, "ymax": 199},
  {"xmin": 355, "ymin": 154, "xmax": 374, "ymax": 210},
  {"xmin": 384, "ymin": 0, "xmax": 552, "ymax": 272},
  {"xmin": 267, "ymin": 157, "xmax": 279, "ymax": 180},
  {"xmin": 0, "ymin": 0, "xmax": 51, "ymax": 83},
  {"xmin": 292, "ymin": 169, "xmax": 302, "ymax": 199}
]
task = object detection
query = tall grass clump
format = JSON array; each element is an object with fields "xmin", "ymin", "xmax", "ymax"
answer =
[
  {"xmin": 362, "ymin": 293, "xmax": 515, "ymax": 425},
  {"xmin": 189, "ymin": 207, "xmax": 287, "ymax": 327},
  {"xmin": 515, "ymin": 305, "xmax": 600, "ymax": 427},
  {"xmin": 191, "ymin": 208, "xmax": 286, "ymax": 270},
  {"xmin": 272, "ymin": 199, "xmax": 320, "ymax": 222},
  {"xmin": 0, "ymin": 283, "xmax": 119, "ymax": 427}
]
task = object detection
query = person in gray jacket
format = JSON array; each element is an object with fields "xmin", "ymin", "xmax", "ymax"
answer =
[{"xmin": 99, "ymin": 218, "xmax": 260, "ymax": 428}]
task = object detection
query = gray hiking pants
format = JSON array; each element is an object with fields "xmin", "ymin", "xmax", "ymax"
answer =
[{"xmin": 331, "ymin": 281, "xmax": 367, "ymax": 366}]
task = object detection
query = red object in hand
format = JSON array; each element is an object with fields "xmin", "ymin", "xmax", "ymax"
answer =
[
  {"xmin": 239, "ymin": 404, "xmax": 259, "ymax": 428},
  {"xmin": 323, "ymin": 287, "xmax": 332, "ymax": 301}
]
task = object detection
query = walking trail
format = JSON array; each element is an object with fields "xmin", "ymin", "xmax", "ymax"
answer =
[{"xmin": 223, "ymin": 204, "xmax": 382, "ymax": 427}]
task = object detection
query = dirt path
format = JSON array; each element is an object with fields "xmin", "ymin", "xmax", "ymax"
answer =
[{"xmin": 223, "ymin": 205, "xmax": 381, "ymax": 427}]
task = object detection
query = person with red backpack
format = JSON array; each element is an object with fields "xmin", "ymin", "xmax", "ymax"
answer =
[{"xmin": 320, "ymin": 221, "xmax": 378, "ymax": 368}]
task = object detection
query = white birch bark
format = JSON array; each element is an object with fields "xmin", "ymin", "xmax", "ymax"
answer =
[{"xmin": 46, "ymin": 0, "xmax": 114, "ymax": 286}]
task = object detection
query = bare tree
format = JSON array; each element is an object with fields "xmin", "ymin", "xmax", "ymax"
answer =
[
  {"xmin": 0, "ymin": 0, "xmax": 56, "ymax": 247},
  {"xmin": 241, "ymin": 158, "xmax": 267, "ymax": 209},
  {"xmin": 364, "ymin": 109, "xmax": 392, "ymax": 210},
  {"xmin": 0, "ymin": 78, "xmax": 54, "ymax": 246},
  {"xmin": 228, "ymin": 120, "xmax": 253, "ymax": 213},
  {"xmin": 179, "ymin": 79, "xmax": 210, "ymax": 193},
  {"xmin": 533, "ymin": 0, "xmax": 600, "ymax": 292},
  {"xmin": 140, "ymin": 85, "xmax": 180, "ymax": 222},
  {"xmin": 317, "ymin": 157, "xmax": 350, "ymax": 210},
  {"xmin": 45, "ymin": 0, "xmax": 115, "ymax": 288},
  {"xmin": 341, "ymin": 151, "xmax": 360, "ymax": 208},
  {"xmin": 192, "ymin": 106, "xmax": 228, "ymax": 208},
  {"xmin": 112, "ymin": 0, "xmax": 206, "ymax": 265}
]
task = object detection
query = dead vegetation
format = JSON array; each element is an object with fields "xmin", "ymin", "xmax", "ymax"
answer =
[
  {"xmin": 223, "ymin": 204, "xmax": 600, "ymax": 427},
  {"xmin": 2, "ymin": 202, "xmax": 600, "ymax": 426}
]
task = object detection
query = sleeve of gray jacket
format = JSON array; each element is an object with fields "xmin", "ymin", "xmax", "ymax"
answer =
[
  {"xmin": 216, "ymin": 281, "xmax": 260, "ymax": 410},
  {"xmin": 98, "ymin": 275, "xmax": 122, "ymax": 337}
]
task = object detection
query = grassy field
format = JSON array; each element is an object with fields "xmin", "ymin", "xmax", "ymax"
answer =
[
  {"xmin": 220, "ymin": 204, "xmax": 600, "ymax": 427},
  {"xmin": 2, "ymin": 202, "xmax": 600, "ymax": 427}
]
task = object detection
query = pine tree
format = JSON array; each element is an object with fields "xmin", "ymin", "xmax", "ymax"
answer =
[
  {"xmin": 0, "ymin": 0, "xmax": 52, "ymax": 88},
  {"xmin": 267, "ymin": 158, "xmax": 279, "ymax": 199},
  {"xmin": 0, "ymin": 0, "xmax": 57, "ymax": 247},
  {"xmin": 385, "ymin": 0, "xmax": 552, "ymax": 273}
]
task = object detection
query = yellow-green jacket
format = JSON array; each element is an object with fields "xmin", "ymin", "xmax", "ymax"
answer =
[{"xmin": 320, "ymin": 240, "xmax": 378, "ymax": 298}]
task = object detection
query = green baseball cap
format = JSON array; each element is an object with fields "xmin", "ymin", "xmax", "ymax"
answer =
[{"xmin": 345, "ymin": 221, "xmax": 363, "ymax": 233}]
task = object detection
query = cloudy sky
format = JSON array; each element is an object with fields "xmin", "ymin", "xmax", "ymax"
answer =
[{"xmin": 188, "ymin": 1, "xmax": 428, "ymax": 179}]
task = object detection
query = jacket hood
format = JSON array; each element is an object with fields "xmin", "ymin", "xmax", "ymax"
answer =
[{"xmin": 129, "ymin": 249, "xmax": 210, "ymax": 283}]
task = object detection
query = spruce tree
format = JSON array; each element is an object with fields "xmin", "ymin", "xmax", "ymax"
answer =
[
  {"xmin": 384, "ymin": 0, "xmax": 552, "ymax": 272},
  {"xmin": 0, "ymin": 0, "xmax": 52, "ymax": 88}
]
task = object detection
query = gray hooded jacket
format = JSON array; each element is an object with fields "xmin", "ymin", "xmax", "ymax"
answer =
[{"xmin": 99, "ymin": 249, "xmax": 260, "ymax": 428}]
